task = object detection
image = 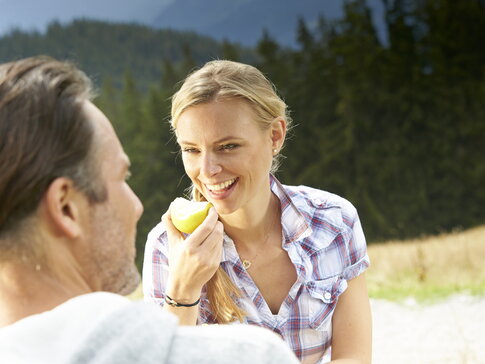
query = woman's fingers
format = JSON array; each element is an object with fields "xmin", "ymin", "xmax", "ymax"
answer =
[
  {"xmin": 161, "ymin": 208, "xmax": 183, "ymax": 247},
  {"xmin": 185, "ymin": 207, "xmax": 220, "ymax": 247},
  {"xmin": 189, "ymin": 220, "xmax": 224, "ymax": 268},
  {"xmin": 201, "ymin": 220, "xmax": 224, "ymax": 256}
]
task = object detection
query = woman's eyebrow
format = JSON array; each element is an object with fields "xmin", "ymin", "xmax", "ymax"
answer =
[{"xmin": 178, "ymin": 136, "xmax": 244, "ymax": 145}]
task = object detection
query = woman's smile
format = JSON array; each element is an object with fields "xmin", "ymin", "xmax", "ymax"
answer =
[{"xmin": 204, "ymin": 177, "xmax": 239, "ymax": 199}]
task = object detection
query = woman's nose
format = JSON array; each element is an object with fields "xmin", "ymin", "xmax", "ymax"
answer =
[{"xmin": 200, "ymin": 153, "xmax": 222, "ymax": 177}]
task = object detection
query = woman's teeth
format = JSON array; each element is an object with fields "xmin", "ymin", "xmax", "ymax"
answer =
[{"xmin": 206, "ymin": 178, "xmax": 237, "ymax": 192}]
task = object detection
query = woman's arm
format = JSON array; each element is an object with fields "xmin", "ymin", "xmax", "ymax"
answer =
[
  {"xmin": 329, "ymin": 273, "xmax": 372, "ymax": 364},
  {"xmin": 162, "ymin": 207, "xmax": 224, "ymax": 325}
]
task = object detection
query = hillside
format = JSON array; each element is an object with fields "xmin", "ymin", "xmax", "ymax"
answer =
[
  {"xmin": 0, "ymin": 0, "xmax": 386, "ymax": 48},
  {"xmin": 152, "ymin": 0, "xmax": 348, "ymax": 46},
  {"xmin": 0, "ymin": 19, "xmax": 256, "ymax": 90},
  {"xmin": 0, "ymin": 0, "xmax": 172, "ymax": 35}
]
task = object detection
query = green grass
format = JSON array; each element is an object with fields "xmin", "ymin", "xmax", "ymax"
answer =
[
  {"xmin": 367, "ymin": 225, "xmax": 485, "ymax": 303},
  {"xmin": 369, "ymin": 281, "xmax": 485, "ymax": 303}
]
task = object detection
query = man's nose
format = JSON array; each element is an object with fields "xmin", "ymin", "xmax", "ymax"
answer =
[{"xmin": 133, "ymin": 192, "xmax": 144, "ymax": 221}]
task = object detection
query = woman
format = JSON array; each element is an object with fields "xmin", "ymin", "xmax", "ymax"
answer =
[{"xmin": 143, "ymin": 60, "xmax": 372, "ymax": 364}]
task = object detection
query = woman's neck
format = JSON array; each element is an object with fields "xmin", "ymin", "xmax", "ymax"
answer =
[{"xmin": 221, "ymin": 189, "xmax": 281, "ymax": 248}]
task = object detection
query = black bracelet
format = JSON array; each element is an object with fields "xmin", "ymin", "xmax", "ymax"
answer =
[{"xmin": 165, "ymin": 294, "xmax": 201, "ymax": 307}]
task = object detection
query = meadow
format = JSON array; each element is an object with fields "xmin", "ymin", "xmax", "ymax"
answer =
[{"xmin": 366, "ymin": 225, "xmax": 485, "ymax": 302}]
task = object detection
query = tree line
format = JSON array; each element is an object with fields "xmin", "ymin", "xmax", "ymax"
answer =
[{"xmin": 1, "ymin": 0, "xmax": 484, "ymax": 268}]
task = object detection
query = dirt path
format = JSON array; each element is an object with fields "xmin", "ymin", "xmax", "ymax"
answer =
[{"xmin": 371, "ymin": 295, "xmax": 485, "ymax": 364}]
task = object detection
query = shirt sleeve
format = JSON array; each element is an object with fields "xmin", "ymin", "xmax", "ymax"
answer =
[
  {"xmin": 142, "ymin": 222, "xmax": 169, "ymax": 307},
  {"xmin": 340, "ymin": 201, "xmax": 370, "ymax": 281}
]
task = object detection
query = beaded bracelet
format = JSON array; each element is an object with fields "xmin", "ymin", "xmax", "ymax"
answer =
[{"xmin": 165, "ymin": 294, "xmax": 201, "ymax": 307}]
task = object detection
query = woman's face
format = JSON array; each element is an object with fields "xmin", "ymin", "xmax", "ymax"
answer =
[{"xmin": 176, "ymin": 98, "xmax": 282, "ymax": 216}]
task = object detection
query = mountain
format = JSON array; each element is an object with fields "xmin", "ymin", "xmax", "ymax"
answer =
[
  {"xmin": 0, "ymin": 0, "xmax": 386, "ymax": 48},
  {"xmin": 0, "ymin": 0, "xmax": 173, "ymax": 36},
  {"xmin": 0, "ymin": 20, "xmax": 256, "ymax": 90},
  {"xmin": 152, "ymin": 0, "xmax": 386, "ymax": 47}
]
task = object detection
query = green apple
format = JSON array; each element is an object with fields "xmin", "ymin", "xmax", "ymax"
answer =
[{"xmin": 171, "ymin": 197, "xmax": 213, "ymax": 234}]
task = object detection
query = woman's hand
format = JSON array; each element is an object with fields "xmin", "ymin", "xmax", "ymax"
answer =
[{"xmin": 162, "ymin": 205, "xmax": 224, "ymax": 304}]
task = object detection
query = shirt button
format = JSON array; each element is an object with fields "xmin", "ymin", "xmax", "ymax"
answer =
[{"xmin": 324, "ymin": 292, "xmax": 332, "ymax": 300}]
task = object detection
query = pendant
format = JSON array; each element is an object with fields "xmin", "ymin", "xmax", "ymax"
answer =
[{"xmin": 242, "ymin": 259, "xmax": 252, "ymax": 270}]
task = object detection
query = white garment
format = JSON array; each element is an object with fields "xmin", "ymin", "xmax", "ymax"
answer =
[{"xmin": 0, "ymin": 292, "xmax": 299, "ymax": 364}]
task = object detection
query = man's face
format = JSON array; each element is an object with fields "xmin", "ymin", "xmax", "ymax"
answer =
[{"xmin": 81, "ymin": 101, "xmax": 143, "ymax": 295}]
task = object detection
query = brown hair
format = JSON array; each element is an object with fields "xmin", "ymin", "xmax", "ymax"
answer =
[
  {"xmin": 0, "ymin": 56, "xmax": 106, "ymax": 257},
  {"xmin": 171, "ymin": 60, "xmax": 291, "ymax": 323}
]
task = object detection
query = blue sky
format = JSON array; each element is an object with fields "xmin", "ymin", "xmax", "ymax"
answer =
[{"xmin": 0, "ymin": 0, "xmax": 173, "ymax": 35}]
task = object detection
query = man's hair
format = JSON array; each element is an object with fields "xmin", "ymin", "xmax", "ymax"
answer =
[{"xmin": 0, "ymin": 56, "xmax": 107, "ymax": 253}]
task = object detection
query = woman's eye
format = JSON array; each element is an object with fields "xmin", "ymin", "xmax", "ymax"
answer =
[
  {"xmin": 182, "ymin": 147, "xmax": 198, "ymax": 153},
  {"xmin": 220, "ymin": 143, "xmax": 238, "ymax": 151}
]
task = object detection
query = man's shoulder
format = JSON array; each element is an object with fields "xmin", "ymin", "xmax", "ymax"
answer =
[
  {"xmin": 0, "ymin": 292, "xmax": 138, "ymax": 363},
  {"xmin": 1, "ymin": 292, "xmax": 131, "ymax": 333},
  {"xmin": 68, "ymin": 299, "xmax": 178, "ymax": 364},
  {"xmin": 71, "ymin": 300, "xmax": 299, "ymax": 364},
  {"xmin": 1, "ymin": 295, "xmax": 299, "ymax": 364},
  {"xmin": 171, "ymin": 324, "xmax": 299, "ymax": 364}
]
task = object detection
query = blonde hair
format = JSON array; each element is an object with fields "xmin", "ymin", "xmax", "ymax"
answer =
[{"xmin": 171, "ymin": 60, "xmax": 291, "ymax": 323}]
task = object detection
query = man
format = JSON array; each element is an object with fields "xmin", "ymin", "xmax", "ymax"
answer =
[{"xmin": 0, "ymin": 56, "xmax": 299, "ymax": 364}]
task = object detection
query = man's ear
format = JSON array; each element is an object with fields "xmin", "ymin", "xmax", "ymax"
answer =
[
  {"xmin": 41, "ymin": 177, "xmax": 85, "ymax": 239},
  {"xmin": 270, "ymin": 117, "xmax": 287, "ymax": 152}
]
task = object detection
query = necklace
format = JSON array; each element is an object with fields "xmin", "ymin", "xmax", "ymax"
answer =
[
  {"xmin": 242, "ymin": 259, "xmax": 252, "ymax": 270},
  {"xmin": 239, "ymin": 204, "xmax": 279, "ymax": 270},
  {"xmin": 234, "ymin": 195, "xmax": 280, "ymax": 270},
  {"xmin": 241, "ymin": 238, "xmax": 268, "ymax": 270}
]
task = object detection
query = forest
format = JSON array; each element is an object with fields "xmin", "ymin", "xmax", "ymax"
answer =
[{"xmin": 1, "ymin": 0, "xmax": 484, "ymax": 268}]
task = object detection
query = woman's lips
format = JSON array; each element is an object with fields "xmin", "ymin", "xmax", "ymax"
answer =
[{"xmin": 205, "ymin": 177, "xmax": 238, "ymax": 199}]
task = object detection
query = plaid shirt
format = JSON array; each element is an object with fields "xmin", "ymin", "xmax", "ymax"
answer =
[{"xmin": 143, "ymin": 176, "xmax": 369, "ymax": 364}]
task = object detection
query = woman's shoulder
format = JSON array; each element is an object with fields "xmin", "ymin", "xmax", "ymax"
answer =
[
  {"xmin": 282, "ymin": 185, "xmax": 369, "ymax": 277},
  {"xmin": 282, "ymin": 183, "xmax": 358, "ymax": 217}
]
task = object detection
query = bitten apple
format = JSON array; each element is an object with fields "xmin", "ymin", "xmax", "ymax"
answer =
[{"xmin": 171, "ymin": 198, "xmax": 213, "ymax": 234}]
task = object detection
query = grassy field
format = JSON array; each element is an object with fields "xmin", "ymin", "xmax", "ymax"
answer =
[
  {"xmin": 130, "ymin": 225, "xmax": 485, "ymax": 303},
  {"xmin": 367, "ymin": 225, "xmax": 485, "ymax": 302}
]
